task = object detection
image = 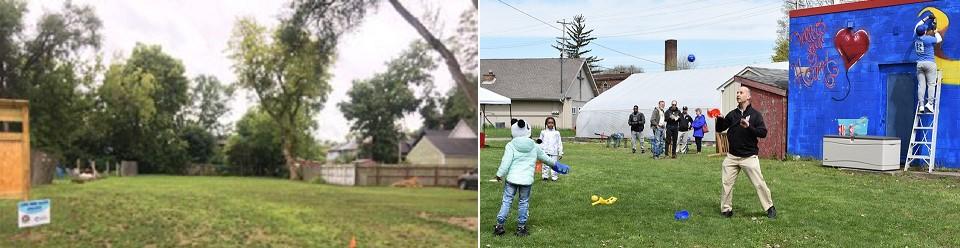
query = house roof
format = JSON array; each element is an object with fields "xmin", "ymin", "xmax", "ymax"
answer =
[
  {"xmin": 479, "ymin": 58, "xmax": 597, "ymax": 101},
  {"xmin": 449, "ymin": 119, "xmax": 478, "ymax": 139},
  {"xmin": 716, "ymin": 64, "xmax": 790, "ymax": 90},
  {"xmin": 593, "ymin": 72, "xmax": 632, "ymax": 81},
  {"xmin": 424, "ymin": 135, "xmax": 477, "ymax": 156},
  {"xmin": 329, "ymin": 141, "xmax": 358, "ymax": 152},
  {"xmin": 738, "ymin": 68, "xmax": 788, "ymax": 90}
]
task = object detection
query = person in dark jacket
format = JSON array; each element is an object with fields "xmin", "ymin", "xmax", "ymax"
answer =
[
  {"xmin": 714, "ymin": 86, "xmax": 776, "ymax": 219},
  {"xmin": 628, "ymin": 105, "xmax": 646, "ymax": 154},
  {"xmin": 691, "ymin": 108, "xmax": 707, "ymax": 154},
  {"xmin": 664, "ymin": 100, "xmax": 682, "ymax": 159},
  {"xmin": 677, "ymin": 106, "xmax": 693, "ymax": 154}
]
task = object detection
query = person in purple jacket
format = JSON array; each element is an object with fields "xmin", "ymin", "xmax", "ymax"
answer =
[{"xmin": 691, "ymin": 108, "xmax": 707, "ymax": 154}]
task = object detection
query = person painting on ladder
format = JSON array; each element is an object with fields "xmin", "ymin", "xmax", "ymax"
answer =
[{"xmin": 916, "ymin": 14, "xmax": 942, "ymax": 112}]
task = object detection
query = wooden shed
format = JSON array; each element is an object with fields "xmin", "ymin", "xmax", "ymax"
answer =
[
  {"xmin": 718, "ymin": 67, "xmax": 788, "ymax": 160},
  {"xmin": 0, "ymin": 99, "xmax": 30, "ymax": 200}
]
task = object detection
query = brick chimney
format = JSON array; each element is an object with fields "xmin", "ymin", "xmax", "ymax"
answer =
[
  {"xmin": 482, "ymin": 70, "xmax": 496, "ymax": 84},
  {"xmin": 665, "ymin": 39, "xmax": 677, "ymax": 71}
]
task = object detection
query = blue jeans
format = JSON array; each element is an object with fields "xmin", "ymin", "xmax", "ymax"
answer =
[
  {"xmin": 652, "ymin": 127, "xmax": 665, "ymax": 156},
  {"xmin": 496, "ymin": 182, "xmax": 532, "ymax": 226}
]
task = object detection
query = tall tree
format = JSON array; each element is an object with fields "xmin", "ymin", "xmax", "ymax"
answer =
[
  {"xmin": 228, "ymin": 17, "xmax": 334, "ymax": 180},
  {"xmin": 0, "ymin": 0, "xmax": 25, "ymax": 97},
  {"xmin": 387, "ymin": 0, "xmax": 477, "ymax": 112},
  {"xmin": 553, "ymin": 14, "xmax": 603, "ymax": 73},
  {"xmin": 340, "ymin": 42, "xmax": 434, "ymax": 163},
  {"xmin": 441, "ymin": 74, "xmax": 477, "ymax": 129},
  {"xmin": 420, "ymin": 94, "xmax": 443, "ymax": 130},
  {"xmin": 291, "ymin": 0, "xmax": 478, "ymax": 110},
  {"xmin": 772, "ymin": 1, "xmax": 793, "ymax": 62},
  {"xmin": 4, "ymin": 1, "xmax": 103, "ymax": 162},
  {"xmin": 180, "ymin": 123, "xmax": 215, "ymax": 163},
  {"xmin": 226, "ymin": 106, "xmax": 321, "ymax": 177},
  {"xmin": 98, "ymin": 43, "xmax": 190, "ymax": 173},
  {"xmin": 189, "ymin": 74, "xmax": 233, "ymax": 137}
]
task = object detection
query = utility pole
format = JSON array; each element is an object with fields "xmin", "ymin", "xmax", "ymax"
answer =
[
  {"xmin": 557, "ymin": 18, "xmax": 571, "ymax": 128},
  {"xmin": 557, "ymin": 19, "xmax": 571, "ymax": 97}
]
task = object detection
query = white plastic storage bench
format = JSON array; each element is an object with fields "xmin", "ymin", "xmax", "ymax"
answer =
[{"xmin": 822, "ymin": 135, "xmax": 901, "ymax": 171}]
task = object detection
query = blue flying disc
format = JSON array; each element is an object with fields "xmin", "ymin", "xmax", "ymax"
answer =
[
  {"xmin": 675, "ymin": 210, "xmax": 689, "ymax": 220},
  {"xmin": 687, "ymin": 54, "xmax": 696, "ymax": 63}
]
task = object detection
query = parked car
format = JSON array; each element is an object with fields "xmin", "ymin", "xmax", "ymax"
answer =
[{"xmin": 457, "ymin": 168, "xmax": 478, "ymax": 190}]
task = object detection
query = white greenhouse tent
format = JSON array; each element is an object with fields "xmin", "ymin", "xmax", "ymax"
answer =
[
  {"xmin": 480, "ymin": 87, "xmax": 511, "ymax": 127},
  {"xmin": 575, "ymin": 62, "xmax": 788, "ymax": 143}
]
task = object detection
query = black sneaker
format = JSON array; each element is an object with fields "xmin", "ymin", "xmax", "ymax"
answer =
[
  {"xmin": 632, "ymin": 148, "xmax": 637, "ymax": 153},
  {"xmin": 516, "ymin": 225, "xmax": 529, "ymax": 236},
  {"xmin": 542, "ymin": 178, "xmax": 549, "ymax": 181},
  {"xmin": 641, "ymin": 149, "xmax": 646, "ymax": 154},
  {"xmin": 493, "ymin": 224, "xmax": 505, "ymax": 236},
  {"xmin": 767, "ymin": 206, "xmax": 777, "ymax": 219},
  {"xmin": 721, "ymin": 210, "xmax": 733, "ymax": 218}
]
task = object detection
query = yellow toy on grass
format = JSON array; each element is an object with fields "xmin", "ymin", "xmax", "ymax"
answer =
[{"xmin": 591, "ymin": 195, "xmax": 617, "ymax": 206}]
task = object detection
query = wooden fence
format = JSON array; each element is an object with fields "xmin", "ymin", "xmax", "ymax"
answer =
[{"xmin": 302, "ymin": 163, "xmax": 475, "ymax": 187}]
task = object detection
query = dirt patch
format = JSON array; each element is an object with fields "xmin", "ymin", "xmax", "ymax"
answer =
[
  {"xmin": 9, "ymin": 231, "xmax": 46, "ymax": 243},
  {"xmin": 418, "ymin": 212, "xmax": 478, "ymax": 231}
]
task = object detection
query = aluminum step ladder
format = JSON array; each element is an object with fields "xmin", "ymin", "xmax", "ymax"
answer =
[{"xmin": 905, "ymin": 70, "xmax": 943, "ymax": 173}]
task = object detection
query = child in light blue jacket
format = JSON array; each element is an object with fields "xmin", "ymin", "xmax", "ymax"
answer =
[{"xmin": 493, "ymin": 118, "xmax": 569, "ymax": 237}]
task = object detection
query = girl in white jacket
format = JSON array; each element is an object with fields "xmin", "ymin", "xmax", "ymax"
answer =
[{"xmin": 538, "ymin": 117, "xmax": 564, "ymax": 181}]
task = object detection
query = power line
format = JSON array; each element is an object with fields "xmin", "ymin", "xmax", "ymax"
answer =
[
  {"xmin": 495, "ymin": 0, "xmax": 665, "ymax": 66},
  {"xmin": 596, "ymin": 2, "xmax": 781, "ymax": 38},
  {"xmin": 480, "ymin": 41, "xmax": 547, "ymax": 50}
]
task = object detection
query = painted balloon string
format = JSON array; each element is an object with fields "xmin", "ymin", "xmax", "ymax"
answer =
[{"xmin": 832, "ymin": 69, "xmax": 851, "ymax": 101}]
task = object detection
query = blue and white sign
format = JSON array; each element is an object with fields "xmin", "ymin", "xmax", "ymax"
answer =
[{"xmin": 18, "ymin": 199, "xmax": 51, "ymax": 228}]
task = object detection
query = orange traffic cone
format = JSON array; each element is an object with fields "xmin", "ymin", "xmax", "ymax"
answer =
[{"xmin": 349, "ymin": 235, "xmax": 356, "ymax": 248}]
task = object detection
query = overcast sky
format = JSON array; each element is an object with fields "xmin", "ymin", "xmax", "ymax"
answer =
[
  {"xmin": 25, "ymin": 0, "xmax": 472, "ymax": 143},
  {"xmin": 479, "ymin": 0, "xmax": 784, "ymax": 71}
]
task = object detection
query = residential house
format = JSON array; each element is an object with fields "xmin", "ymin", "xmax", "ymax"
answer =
[{"xmin": 480, "ymin": 58, "xmax": 598, "ymax": 129}]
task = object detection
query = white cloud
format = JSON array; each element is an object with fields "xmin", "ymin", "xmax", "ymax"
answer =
[
  {"xmin": 24, "ymin": 0, "xmax": 472, "ymax": 143},
  {"xmin": 480, "ymin": 0, "xmax": 782, "ymax": 41}
]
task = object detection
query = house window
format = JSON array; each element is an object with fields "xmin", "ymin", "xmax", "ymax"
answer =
[{"xmin": 572, "ymin": 107, "xmax": 578, "ymax": 114}]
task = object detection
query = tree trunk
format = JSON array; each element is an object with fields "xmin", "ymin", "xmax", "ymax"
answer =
[
  {"xmin": 388, "ymin": 0, "xmax": 477, "ymax": 112},
  {"xmin": 282, "ymin": 131, "xmax": 301, "ymax": 180}
]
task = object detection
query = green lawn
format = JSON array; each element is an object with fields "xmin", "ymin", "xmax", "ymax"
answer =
[
  {"xmin": 482, "ymin": 127, "xmax": 576, "ymax": 139},
  {"xmin": 2, "ymin": 176, "xmax": 477, "ymax": 247},
  {"xmin": 480, "ymin": 140, "xmax": 960, "ymax": 247}
]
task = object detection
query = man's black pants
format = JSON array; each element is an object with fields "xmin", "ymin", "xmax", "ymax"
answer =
[{"xmin": 666, "ymin": 127, "xmax": 678, "ymax": 157}]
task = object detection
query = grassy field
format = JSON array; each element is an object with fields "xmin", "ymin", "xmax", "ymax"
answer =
[
  {"xmin": 2, "ymin": 176, "xmax": 477, "ymax": 247},
  {"xmin": 482, "ymin": 127, "xmax": 576, "ymax": 139},
  {"xmin": 480, "ymin": 140, "xmax": 960, "ymax": 247}
]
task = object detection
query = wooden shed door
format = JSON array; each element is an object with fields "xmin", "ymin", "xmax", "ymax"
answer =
[{"xmin": 0, "ymin": 133, "xmax": 25, "ymax": 197}]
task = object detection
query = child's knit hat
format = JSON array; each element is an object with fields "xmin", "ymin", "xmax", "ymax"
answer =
[{"xmin": 511, "ymin": 118, "xmax": 531, "ymax": 138}]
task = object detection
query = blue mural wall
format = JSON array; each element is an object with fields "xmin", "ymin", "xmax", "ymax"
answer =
[{"xmin": 788, "ymin": 0, "xmax": 960, "ymax": 168}]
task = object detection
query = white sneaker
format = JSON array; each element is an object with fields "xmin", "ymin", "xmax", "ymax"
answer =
[{"xmin": 925, "ymin": 102, "xmax": 935, "ymax": 112}]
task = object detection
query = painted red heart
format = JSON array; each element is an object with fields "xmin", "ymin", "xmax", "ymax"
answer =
[{"xmin": 834, "ymin": 28, "xmax": 870, "ymax": 70}]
